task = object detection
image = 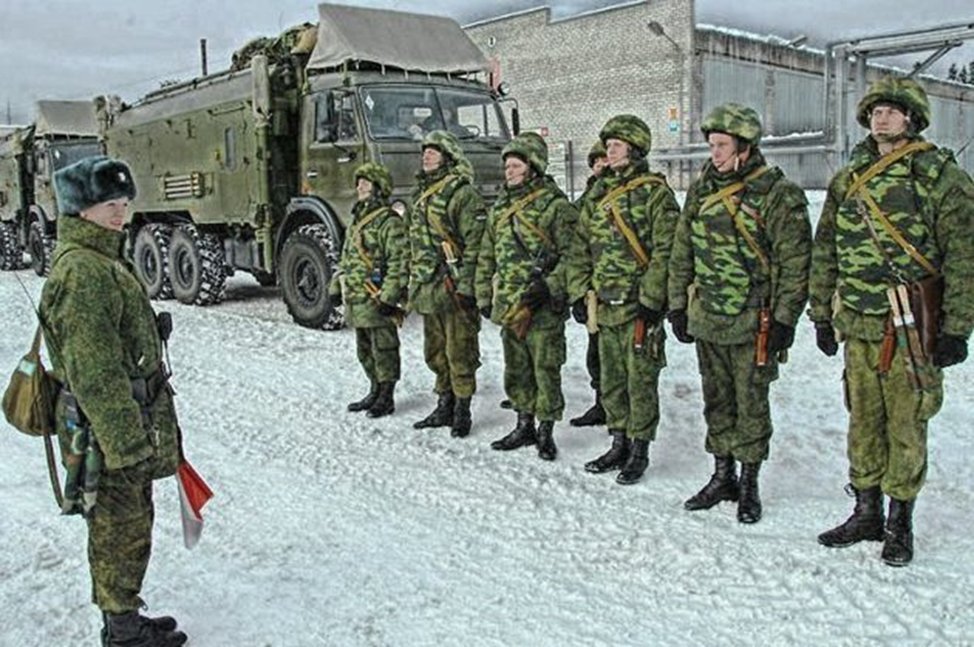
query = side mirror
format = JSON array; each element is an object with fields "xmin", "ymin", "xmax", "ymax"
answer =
[{"xmin": 511, "ymin": 107, "xmax": 520, "ymax": 136}]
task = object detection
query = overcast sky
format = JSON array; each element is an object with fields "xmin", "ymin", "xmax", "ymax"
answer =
[{"xmin": 1, "ymin": 0, "xmax": 972, "ymax": 124}]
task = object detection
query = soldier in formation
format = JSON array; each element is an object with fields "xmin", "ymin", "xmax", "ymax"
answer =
[
  {"xmin": 407, "ymin": 130, "xmax": 487, "ymax": 438},
  {"xmin": 331, "ymin": 162, "xmax": 407, "ymax": 418},
  {"xmin": 567, "ymin": 115, "xmax": 681, "ymax": 485},
  {"xmin": 668, "ymin": 103, "xmax": 811, "ymax": 524},
  {"xmin": 810, "ymin": 76, "xmax": 974, "ymax": 566},
  {"xmin": 475, "ymin": 132, "xmax": 577, "ymax": 460},
  {"xmin": 569, "ymin": 140, "xmax": 609, "ymax": 428},
  {"xmin": 39, "ymin": 156, "xmax": 187, "ymax": 646}
]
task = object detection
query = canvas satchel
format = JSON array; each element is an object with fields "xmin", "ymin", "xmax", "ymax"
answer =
[{"xmin": 3, "ymin": 324, "xmax": 59, "ymax": 437}]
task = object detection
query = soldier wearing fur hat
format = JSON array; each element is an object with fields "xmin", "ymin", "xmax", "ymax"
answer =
[
  {"xmin": 408, "ymin": 130, "xmax": 487, "ymax": 438},
  {"xmin": 330, "ymin": 162, "xmax": 407, "ymax": 418},
  {"xmin": 668, "ymin": 103, "xmax": 811, "ymax": 525},
  {"xmin": 811, "ymin": 76, "xmax": 974, "ymax": 565},
  {"xmin": 38, "ymin": 156, "xmax": 187, "ymax": 646},
  {"xmin": 566, "ymin": 115, "xmax": 681, "ymax": 485},
  {"xmin": 475, "ymin": 132, "xmax": 577, "ymax": 460}
]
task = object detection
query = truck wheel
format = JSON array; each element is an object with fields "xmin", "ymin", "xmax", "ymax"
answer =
[
  {"xmin": 133, "ymin": 224, "xmax": 174, "ymax": 300},
  {"xmin": 169, "ymin": 224, "xmax": 227, "ymax": 306},
  {"xmin": 279, "ymin": 223, "xmax": 344, "ymax": 330},
  {"xmin": 0, "ymin": 221, "xmax": 25, "ymax": 271},
  {"xmin": 27, "ymin": 220, "xmax": 54, "ymax": 276}
]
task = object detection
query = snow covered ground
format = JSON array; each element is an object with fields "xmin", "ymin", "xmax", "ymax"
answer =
[{"xmin": 2, "ymin": 192, "xmax": 973, "ymax": 646}]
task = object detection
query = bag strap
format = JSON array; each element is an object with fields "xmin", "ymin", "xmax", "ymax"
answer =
[
  {"xmin": 418, "ymin": 175, "xmax": 461, "ymax": 253},
  {"xmin": 596, "ymin": 176, "xmax": 663, "ymax": 269},
  {"xmin": 496, "ymin": 187, "xmax": 552, "ymax": 249},
  {"xmin": 854, "ymin": 187, "xmax": 939, "ymax": 277},
  {"xmin": 843, "ymin": 141, "xmax": 935, "ymax": 202},
  {"xmin": 29, "ymin": 323, "xmax": 44, "ymax": 359},
  {"xmin": 351, "ymin": 206, "xmax": 390, "ymax": 270},
  {"xmin": 699, "ymin": 166, "xmax": 772, "ymax": 272}
]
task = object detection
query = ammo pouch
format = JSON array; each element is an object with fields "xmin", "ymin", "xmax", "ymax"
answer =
[
  {"xmin": 906, "ymin": 274, "xmax": 944, "ymax": 359},
  {"xmin": 130, "ymin": 366, "xmax": 180, "ymax": 481}
]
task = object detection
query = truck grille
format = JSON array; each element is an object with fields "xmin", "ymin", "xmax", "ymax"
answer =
[{"xmin": 163, "ymin": 173, "xmax": 205, "ymax": 200}]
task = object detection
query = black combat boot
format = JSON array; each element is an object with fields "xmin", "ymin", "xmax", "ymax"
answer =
[
  {"xmin": 569, "ymin": 394, "xmax": 606, "ymax": 427},
  {"xmin": 584, "ymin": 429, "xmax": 629, "ymax": 473},
  {"xmin": 882, "ymin": 498, "xmax": 916, "ymax": 567},
  {"xmin": 817, "ymin": 485, "xmax": 885, "ymax": 547},
  {"xmin": 616, "ymin": 438, "xmax": 649, "ymax": 485},
  {"xmin": 684, "ymin": 455, "xmax": 740, "ymax": 511},
  {"xmin": 536, "ymin": 421, "xmax": 557, "ymax": 461},
  {"xmin": 490, "ymin": 412, "xmax": 536, "ymax": 450},
  {"xmin": 103, "ymin": 610, "xmax": 187, "ymax": 647},
  {"xmin": 413, "ymin": 392, "xmax": 455, "ymax": 429},
  {"xmin": 366, "ymin": 382, "xmax": 395, "ymax": 418},
  {"xmin": 347, "ymin": 381, "xmax": 379, "ymax": 412},
  {"xmin": 451, "ymin": 397, "xmax": 472, "ymax": 437},
  {"xmin": 737, "ymin": 462, "xmax": 762, "ymax": 524}
]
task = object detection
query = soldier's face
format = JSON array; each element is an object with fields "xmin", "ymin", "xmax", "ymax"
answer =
[
  {"xmin": 504, "ymin": 156, "xmax": 531, "ymax": 187},
  {"xmin": 591, "ymin": 156, "xmax": 609, "ymax": 176},
  {"xmin": 708, "ymin": 132, "xmax": 742, "ymax": 173},
  {"xmin": 605, "ymin": 139, "xmax": 630, "ymax": 169},
  {"xmin": 422, "ymin": 147, "xmax": 445, "ymax": 172},
  {"xmin": 356, "ymin": 177, "xmax": 374, "ymax": 201},
  {"xmin": 870, "ymin": 104, "xmax": 910, "ymax": 140},
  {"xmin": 80, "ymin": 198, "xmax": 128, "ymax": 232}
]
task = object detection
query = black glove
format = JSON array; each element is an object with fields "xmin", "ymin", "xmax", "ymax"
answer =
[
  {"xmin": 479, "ymin": 305, "xmax": 492, "ymax": 320},
  {"xmin": 768, "ymin": 321, "xmax": 796, "ymax": 354},
  {"xmin": 571, "ymin": 299, "xmax": 587, "ymax": 324},
  {"xmin": 932, "ymin": 333, "xmax": 968, "ymax": 368},
  {"xmin": 815, "ymin": 322, "xmax": 839, "ymax": 357},
  {"xmin": 456, "ymin": 292, "xmax": 477, "ymax": 311},
  {"xmin": 521, "ymin": 279, "xmax": 551, "ymax": 310},
  {"xmin": 667, "ymin": 309, "xmax": 694, "ymax": 344},
  {"xmin": 636, "ymin": 303, "xmax": 663, "ymax": 326},
  {"xmin": 377, "ymin": 301, "xmax": 399, "ymax": 317},
  {"xmin": 331, "ymin": 292, "xmax": 342, "ymax": 307}
]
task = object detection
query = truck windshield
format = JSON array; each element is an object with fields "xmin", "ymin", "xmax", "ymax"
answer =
[
  {"xmin": 361, "ymin": 85, "xmax": 509, "ymax": 142},
  {"xmin": 49, "ymin": 141, "xmax": 103, "ymax": 171}
]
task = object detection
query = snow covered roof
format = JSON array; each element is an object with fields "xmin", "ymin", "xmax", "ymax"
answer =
[
  {"xmin": 307, "ymin": 3, "xmax": 487, "ymax": 74},
  {"xmin": 33, "ymin": 100, "xmax": 98, "ymax": 138}
]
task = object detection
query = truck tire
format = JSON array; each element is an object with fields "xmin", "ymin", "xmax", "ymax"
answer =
[
  {"xmin": 27, "ymin": 220, "xmax": 54, "ymax": 276},
  {"xmin": 169, "ymin": 224, "xmax": 227, "ymax": 306},
  {"xmin": 279, "ymin": 223, "xmax": 344, "ymax": 330},
  {"xmin": 133, "ymin": 224, "xmax": 174, "ymax": 300},
  {"xmin": 0, "ymin": 221, "xmax": 25, "ymax": 271}
]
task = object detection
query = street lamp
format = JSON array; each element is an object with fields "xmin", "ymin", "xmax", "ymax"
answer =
[{"xmin": 646, "ymin": 20, "xmax": 686, "ymax": 148}]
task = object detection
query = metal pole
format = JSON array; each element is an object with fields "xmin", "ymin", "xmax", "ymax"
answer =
[{"xmin": 200, "ymin": 38, "xmax": 208, "ymax": 77}]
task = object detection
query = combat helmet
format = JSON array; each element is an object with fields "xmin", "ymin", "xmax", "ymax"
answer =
[
  {"xmin": 701, "ymin": 103, "xmax": 763, "ymax": 147},
  {"xmin": 422, "ymin": 130, "xmax": 465, "ymax": 164},
  {"xmin": 856, "ymin": 76, "xmax": 931, "ymax": 132},
  {"xmin": 587, "ymin": 140, "xmax": 607, "ymax": 168},
  {"xmin": 502, "ymin": 132, "xmax": 549, "ymax": 175},
  {"xmin": 599, "ymin": 114, "xmax": 653, "ymax": 156},
  {"xmin": 354, "ymin": 162, "xmax": 393, "ymax": 199}
]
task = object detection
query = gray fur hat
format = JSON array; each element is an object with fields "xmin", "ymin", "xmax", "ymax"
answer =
[{"xmin": 54, "ymin": 155, "xmax": 137, "ymax": 215}]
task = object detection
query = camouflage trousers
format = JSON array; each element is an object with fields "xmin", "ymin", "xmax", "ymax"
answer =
[
  {"xmin": 422, "ymin": 305, "xmax": 481, "ymax": 398},
  {"xmin": 501, "ymin": 321, "xmax": 566, "ymax": 421},
  {"xmin": 843, "ymin": 338, "xmax": 943, "ymax": 501},
  {"xmin": 355, "ymin": 324, "xmax": 401, "ymax": 384},
  {"xmin": 87, "ymin": 472, "xmax": 154, "ymax": 613},
  {"xmin": 585, "ymin": 332, "xmax": 601, "ymax": 393},
  {"xmin": 696, "ymin": 340, "xmax": 779, "ymax": 464},
  {"xmin": 599, "ymin": 319, "xmax": 666, "ymax": 441}
]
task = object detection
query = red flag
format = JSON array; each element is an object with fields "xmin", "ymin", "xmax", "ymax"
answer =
[{"xmin": 177, "ymin": 460, "xmax": 213, "ymax": 549}]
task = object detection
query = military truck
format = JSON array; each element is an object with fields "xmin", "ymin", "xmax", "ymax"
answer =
[
  {"xmin": 98, "ymin": 3, "xmax": 516, "ymax": 329},
  {"xmin": 0, "ymin": 101, "xmax": 102, "ymax": 274}
]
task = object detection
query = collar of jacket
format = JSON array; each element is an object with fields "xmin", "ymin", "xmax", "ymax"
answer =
[
  {"xmin": 502, "ymin": 174, "xmax": 545, "ymax": 200},
  {"xmin": 701, "ymin": 149, "xmax": 773, "ymax": 192},
  {"xmin": 849, "ymin": 133, "xmax": 926, "ymax": 170},
  {"xmin": 353, "ymin": 196, "xmax": 387, "ymax": 216},
  {"xmin": 415, "ymin": 163, "xmax": 453, "ymax": 186},
  {"xmin": 56, "ymin": 215, "xmax": 125, "ymax": 260},
  {"xmin": 606, "ymin": 157, "xmax": 650, "ymax": 183}
]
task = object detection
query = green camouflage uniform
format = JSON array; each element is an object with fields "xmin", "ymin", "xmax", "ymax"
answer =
[
  {"xmin": 669, "ymin": 146, "xmax": 811, "ymax": 463},
  {"xmin": 408, "ymin": 132, "xmax": 486, "ymax": 398},
  {"xmin": 574, "ymin": 142, "xmax": 608, "ymax": 393},
  {"xmin": 476, "ymin": 141, "xmax": 577, "ymax": 421},
  {"xmin": 330, "ymin": 164, "xmax": 407, "ymax": 385},
  {"xmin": 810, "ymin": 97, "xmax": 974, "ymax": 500},
  {"xmin": 566, "ymin": 118, "xmax": 680, "ymax": 442},
  {"xmin": 40, "ymin": 215, "xmax": 180, "ymax": 614}
]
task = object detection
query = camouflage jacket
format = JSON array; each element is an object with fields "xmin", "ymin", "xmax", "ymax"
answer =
[
  {"xmin": 669, "ymin": 151, "xmax": 811, "ymax": 345},
  {"xmin": 475, "ymin": 175, "xmax": 577, "ymax": 329},
  {"xmin": 330, "ymin": 197, "xmax": 407, "ymax": 328},
  {"xmin": 39, "ymin": 216, "xmax": 179, "ymax": 475},
  {"xmin": 407, "ymin": 165, "xmax": 487, "ymax": 314},
  {"xmin": 566, "ymin": 158, "xmax": 681, "ymax": 327},
  {"xmin": 810, "ymin": 135, "xmax": 974, "ymax": 341}
]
